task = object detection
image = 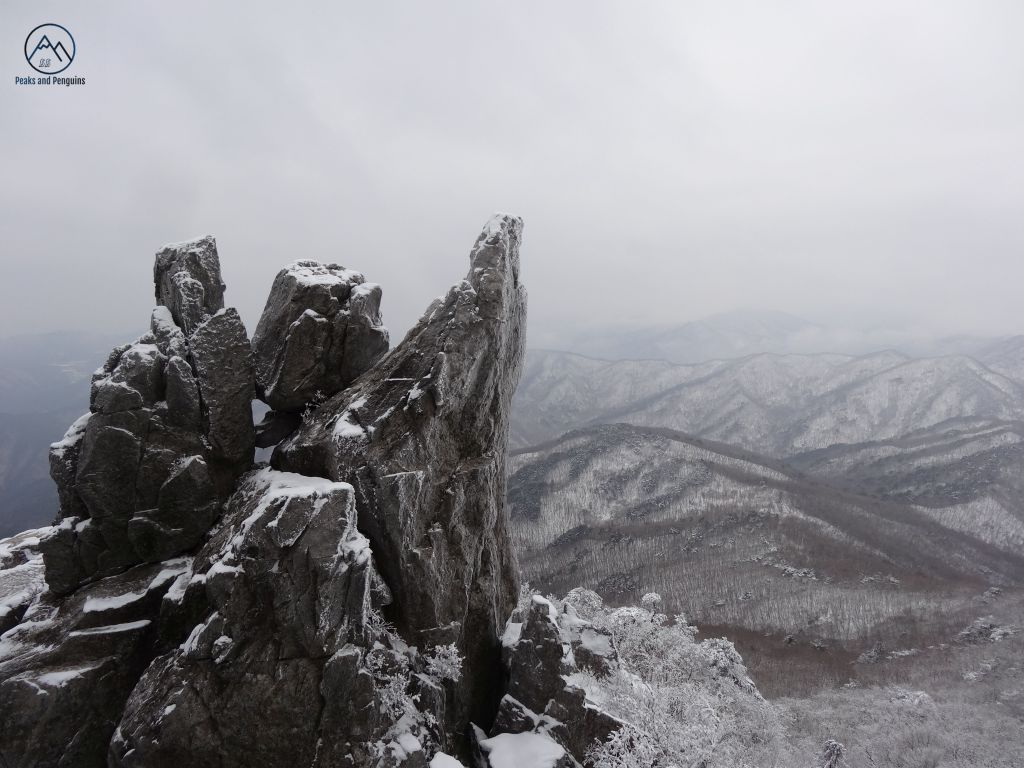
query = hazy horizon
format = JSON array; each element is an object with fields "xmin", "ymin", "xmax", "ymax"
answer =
[
  {"xmin": 0, "ymin": 304, "xmax": 1017, "ymax": 345},
  {"xmin": 4, "ymin": 1, "xmax": 1024, "ymax": 347}
]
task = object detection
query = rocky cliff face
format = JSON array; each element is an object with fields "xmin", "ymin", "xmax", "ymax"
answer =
[
  {"xmin": 274, "ymin": 215, "xmax": 526, "ymax": 734},
  {"xmin": 0, "ymin": 216, "xmax": 578, "ymax": 768},
  {"xmin": 42, "ymin": 237, "xmax": 256, "ymax": 597}
]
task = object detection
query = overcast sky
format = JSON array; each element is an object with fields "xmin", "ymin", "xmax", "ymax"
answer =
[{"xmin": 2, "ymin": 1, "xmax": 1023, "ymax": 348}]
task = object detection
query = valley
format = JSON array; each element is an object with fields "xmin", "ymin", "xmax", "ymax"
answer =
[{"xmin": 509, "ymin": 338, "xmax": 1024, "ymax": 703}]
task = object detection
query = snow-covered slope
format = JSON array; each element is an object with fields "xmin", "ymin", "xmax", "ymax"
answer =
[
  {"xmin": 508, "ymin": 424, "xmax": 1024, "ymax": 689},
  {"xmin": 511, "ymin": 349, "xmax": 1024, "ymax": 455},
  {"xmin": 976, "ymin": 335, "xmax": 1024, "ymax": 384},
  {"xmin": 0, "ymin": 527, "xmax": 48, "ymax": 635},
  {"xmin": 789, "ymin": 418, "xmax": 1024, "ymax": 552}
]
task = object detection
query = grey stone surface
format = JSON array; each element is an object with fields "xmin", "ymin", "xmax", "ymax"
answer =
[
  {"xmin": 0, "ymin": 558, "xmax": 191, "ymax": 768},
  {"xmin": 505, "ymin": 597, "xmax": 568, "ymax": 708},
  {"xmin": 254, "ymin": 408, "xmax": 302, "ymax": 448},
  {"xmin": 1, "ymin": 218, "xmax": 552, "ymax": 768},
  {"xmin": 497, "ymin": 593, "xmax": 622, "ymax": 764},
  {"xmin": 163, "ymin": 354, "xmax": 202, "ymax": 430},
  {"xmin": 153, "ymin": 236, "xmax": 225, "ymax": 335},
  {"xmin": 275, "ymin": 214, "xmax": 527, "ymax": 735},
  {"xmin": 39, "ymin": 243, "xmax": 255, "ymax": 596},
  {"xmin": 252, "ymin": 260, "xmax": 389, "ymax": 412},
  {"xmin": 110, "ymin": 468, "xmax": 391, "ymax": 768},
  {"xmin": 189, "ymin": 308, "xmax": 256, "ymax": 468},
  {"xmin": 48, "ymin": 413, "xmax": 90, "ymax": 521}
]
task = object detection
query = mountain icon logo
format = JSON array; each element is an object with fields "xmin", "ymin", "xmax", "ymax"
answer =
[{"xmin": 24, "ymin": 24, "xmax": 76, "ymax": 75}]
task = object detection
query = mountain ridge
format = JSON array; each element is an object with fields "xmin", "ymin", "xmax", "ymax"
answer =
[
  {"xmin": 508, "ymin": 422, "xmax": 1024, "ymax": 693},
  {"xmin": 512, "ymin": 347, "xmax": 1024, "ymax": 455}
]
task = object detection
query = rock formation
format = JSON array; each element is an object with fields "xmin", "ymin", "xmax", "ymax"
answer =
[
  {"xmin": 110, "ymin": 468, "xmax": 390, "ymax": 768},
  {"xmin": 490, "ymin": 593, "xmax": 622, "ymax": 764},
  {"xmin": 40, "ymin": 237, "xmax": 256, "ymax": 597},
  {"xmin": 153, "ymin": 236, "xmax": 226, "ymax": 335},
  {"xmin": 0, "ymin": 215, "xmax": 609, "ymax": 768},
  {"xmin": 273, "ymin": 214, "xmax": 527, "ymax": 736},
  {"xmin": 0, "ymin": 555, "xmax": 192, "ymax": 766},
  {"xmin": 252, "ymin": 260, "xmax": 388, "ymax": 412}
]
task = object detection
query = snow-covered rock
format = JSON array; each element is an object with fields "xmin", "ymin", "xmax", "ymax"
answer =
[
  {"xmin": 0, "ymin": 528, "xmax": 48, "ymax": 635},
  {"xmin": 39, "ymin": 237, "xmax": 255, "ymax": 596},
  {"xmin": 0, "ymin": 556, "xmax": 190, "ymax": 766},
  {"xmin": 479, "ymin": 731, "xmax": 571, "ymax": 768},
  {"xmin": 275, "ymin": 214, "xmax": 527, "ymax": 739},
  {"xmin": 495, "ymin": 592, "xmax": 621, "ymax": 764},
  {"xmin": 0, "ymin": 217, "xmax": 529, "ymax": 768},
  {"xmin": 252, "ymin": 260, "xmax": 389, "ymax": 412},
  {"xmin": 110, "ymin": 467, "xmax": 391, "ymax": 767},
  {"xmin": 430, "ymin": 753, "xmax": 467, "ymax": 768},
  {"xmin": 153, "ymin": 235, "xmax": 226, "ymax": 335}
]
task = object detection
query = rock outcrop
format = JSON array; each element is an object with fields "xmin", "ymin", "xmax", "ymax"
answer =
[
  {"xmin": 39, "ymin": 237, "xmax": 256, "ymax": 597},
  {"xmin": 274, "ymin": 214, "xmax": 526, "ymax": 735},
  {"xmin": 0, "ymin": 216, "xmax": 545, "ymax": 768},
  {"xmin": 252, "ymin": 260, "xmax": 388, "ymax": 412},
  {"xmin": 0, "ymin": 557, "xmax": 191, "ymax": 766},
  {"xmin": 492, "ymin": 593, "xmax": 622, "ymax": 764},
  {"xmin": 111, "ymin": 468, "xmax": 392, "ymax": 768},
  {"xmin": 153, "ymin": 236, "xmax": 226, "ymax": 335}
]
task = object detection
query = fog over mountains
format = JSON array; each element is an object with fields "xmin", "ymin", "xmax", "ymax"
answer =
[
  {"xmin": 2, "ymin": 311, "xmax": 1023, "ymax": 538},
  {"xmin": 559, "ymin": 309, "xmax": 1016, "ymax": 365},
  {"xmin": 502, "ymin": 310, "xmax": 1024, "ymax": 697},
  {"xmin": 1, "ymin": 301, "xmax": 1023, "ymax": 762},
  {"xmin": 514, "ymin": 348, "xmax": 1024, "ymax": 453}
]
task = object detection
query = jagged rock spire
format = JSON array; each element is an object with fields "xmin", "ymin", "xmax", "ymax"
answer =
[
  {"xmin": 112, "ymin": 214, "xmax": 527, "ymax": 765},
  {"xmin": 275, "ymin": 213, "xmax": 527, "ymax": 733},
  {"xmin": 0, "ymin": 218, "xmax": 528, "ymax": 768},
  {"xmin": 153, "ymin": 236, "xmax": 226, "ymax": 335}
]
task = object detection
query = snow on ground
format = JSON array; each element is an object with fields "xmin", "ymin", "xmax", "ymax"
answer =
[
  {"xmin": 332, "ymin": 396, "xmax": 369, "ymax": 440},
  {"xmin": 479, "ymin": 731, "xmax": 566, "ymax": 768},
  {"xmin": 429, "ymin": 753, "xmax": 466, "ymax": 768},
  {"xmin": 285, "ymin": 260, "xmax": 364, "ymax": 287},
  {"xmin": 0, "ymin": 528, "xmax": 50, "ymax": 632},
  {"xmin": 579, "ymin": 626, "xmax": 613, "ymax": 656},
  {"xmin": 30, "ymin": 662, "xmax": 102, "ymax": 689},
  {"xmin": 228, "ymin": 468, "xmax": 354, "ymax": 550},
  {"xmin": 83, "ymin": 591, "xmax": 147, "ymax": 613},
  {"xmin": 68, "ymin": 620, "xmax": 151, "ymax": 637}
]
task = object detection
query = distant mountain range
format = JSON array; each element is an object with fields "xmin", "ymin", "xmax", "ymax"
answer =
[
  {"xmin": 3, "ymin": 318, "xmax": 1022, "ymax": 544},
  {"xmin": 975, "ymin": 335, "xmax": 1024, "ymax": 382},
  {"xmin": 512, "ymin": 348, "xmax": 1024, "ymax": 454},
  {"xmin": 509, "ymin": 313, "xmax": 1024, "ymax": 693}
]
